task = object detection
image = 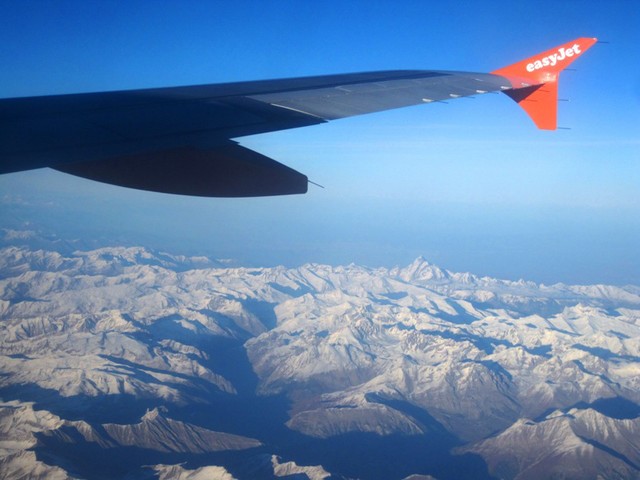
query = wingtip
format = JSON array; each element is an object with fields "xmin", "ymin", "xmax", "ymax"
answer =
[{"xmin": 492, "ymin": 37, "xmax": 597, "ymax": 130}]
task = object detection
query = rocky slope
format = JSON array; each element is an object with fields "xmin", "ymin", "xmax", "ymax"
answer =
[{"xmin": 463, "ymin": 408, "xmax": 640, "ymax": 480}]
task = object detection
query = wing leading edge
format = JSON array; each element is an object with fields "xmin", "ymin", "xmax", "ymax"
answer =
[{"xmin": 0, "ymin": 38, "xmax": 597, "ymax": 197}]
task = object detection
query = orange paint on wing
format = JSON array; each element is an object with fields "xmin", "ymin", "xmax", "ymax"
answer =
[{"xmin": 492, "ymin": 37, "xmax": 598, "ymax": 130}]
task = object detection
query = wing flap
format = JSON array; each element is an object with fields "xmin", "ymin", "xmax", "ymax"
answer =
[{"xmin": 53, "ymin": 144, "xmax": 308, "ymax": 197}]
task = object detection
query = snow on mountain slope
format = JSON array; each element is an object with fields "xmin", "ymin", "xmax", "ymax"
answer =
[
  {"xmin": 1, "ymin": 243, "xmax": 639, "ymax": 479},
  {"xmin": 0, "ymin": 451, "xmax": 79, "ymax": 480},
  {"xmin": 103, "ymin": 407, "xmax": 260, "ymax": 452},
  {"xmin": 0, "ymin": 402, "xmax": 261, "ymax": 478},
  {"xmin": 146, "ymin": 457, "xmax": 332, "ymax": 480},
  {"xmin": 463, "ymin": 408, "xmax": 640, "ymax": 480},
  {"xmin": 245, "ymin": 263, "xmax": 639, "ymax": 440},
  {"xmin": 0, "ymin": 311, "xmax": 236, "ymax": 404},
  {"xmin": 0, "ymin": 401, "xmax": 78, "ymax": 480},
  {"xmin": 150, "ymin": 464, "xmax": 237, "ymax": 480},
  {"xmin": 286, "ymin": 396, "xmax": 426, "ymax": 438},
  {"xmin": 271, "ymin": 454, "xmax": 331, "ymax": 479},
  {"xmin": 39, "ymin": 407, "xmax": 261, "ymax": 453},
  {"xmin": 0, "ymin": 401, "xmax": 63, "ymax": 454}
]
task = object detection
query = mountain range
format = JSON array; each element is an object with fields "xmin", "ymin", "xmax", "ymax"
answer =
[{"xmin": 1, "ymin": 240, "xmax": 639, "ymax": 479}]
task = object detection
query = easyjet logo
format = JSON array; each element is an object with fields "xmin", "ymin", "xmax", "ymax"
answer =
[{"xmin": 526, "ymin": 44, "xmax": 582, "ymax": 72}]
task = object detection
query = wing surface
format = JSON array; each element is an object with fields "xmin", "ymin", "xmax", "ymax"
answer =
[{"xmin": 0, "ymin": 38, "xmax": 597, "ymax": 197}]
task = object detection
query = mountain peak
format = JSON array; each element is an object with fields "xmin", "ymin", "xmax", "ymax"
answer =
[
  {"xmin": 409, "ymin": 255, "xmax": 432, "ymax": 268},
  {"xmin": 142, "ymin": 406, "xmax": 167, "ymax": 422},
  {"xmin": 399, "ymin": 256, "xmax": 449, "ymax": 282}
]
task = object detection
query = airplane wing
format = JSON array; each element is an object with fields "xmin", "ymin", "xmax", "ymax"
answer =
[{"xmin": 0, "ymin": 38, "xmax": 597, "ymax": 197}]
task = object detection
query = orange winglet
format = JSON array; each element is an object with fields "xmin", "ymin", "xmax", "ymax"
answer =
[{"xmin": 491, "ymin": 37, "xmax": 598, "ymax": 130}]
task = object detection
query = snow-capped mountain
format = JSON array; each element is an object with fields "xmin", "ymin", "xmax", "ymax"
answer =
[
  {"xmin": 463, "ymin": 408, "xmax": 640, "ymax": 480},
  {"xmin": 0, "ymin": 243, "xmax": 638, "ymax": 479}
]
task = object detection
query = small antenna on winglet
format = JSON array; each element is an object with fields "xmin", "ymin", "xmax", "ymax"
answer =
[{"xmin": 308, "ymin": 180, "xmax": 325, "ymax": 189}]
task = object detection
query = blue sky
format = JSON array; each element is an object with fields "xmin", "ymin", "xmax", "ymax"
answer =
[{"xmin": 1, "ymin": 0, "xmax": 639, "ymax": 284}]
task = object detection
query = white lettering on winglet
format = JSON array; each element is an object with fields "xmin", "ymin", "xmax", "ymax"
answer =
[{"xmin": 525, "ymin": 44, "xmax": 582, "ymax": 72}]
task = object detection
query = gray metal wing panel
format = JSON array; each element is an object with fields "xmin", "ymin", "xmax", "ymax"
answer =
[{"xmin": 247, "ymin": 72, "xmax": 510, "ymax": 120}]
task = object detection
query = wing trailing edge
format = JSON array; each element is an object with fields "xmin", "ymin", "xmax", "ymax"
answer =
[
  {"xmin": 492, "ymin": 37, "xmax": 598, "ymax": 130},
  {"xmin": 53, "ymin": 144, "xmax": 308, "ymax": 197}
]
